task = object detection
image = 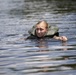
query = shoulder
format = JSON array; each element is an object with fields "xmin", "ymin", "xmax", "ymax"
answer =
[
  {"xmin": 28, "ymin": 25, "xmax": 36, "ymax": 36},
  {"xmin": 26, "ymin": 35, "xmax": 37, "ymax": 39},
  {"xmin": 46, "ymin": 25, "xmax": 59, "ymax": 36}
]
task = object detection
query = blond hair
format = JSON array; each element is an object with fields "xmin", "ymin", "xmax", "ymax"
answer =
[{"xmin": 36, "ymin": 21, "xmax": 48, "ymax": 29}]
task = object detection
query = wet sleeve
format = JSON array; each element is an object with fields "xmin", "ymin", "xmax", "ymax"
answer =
[{"xmin": 52, "ymin": 32, "xmax": 59, "ymax": 37}]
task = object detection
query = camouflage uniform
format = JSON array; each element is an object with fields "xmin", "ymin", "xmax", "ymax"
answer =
[{"xmin": 27, "ymin": 25, "xmax": 59, "ymax": 39}]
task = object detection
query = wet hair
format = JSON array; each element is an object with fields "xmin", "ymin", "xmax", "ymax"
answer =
[{"xmin": 36, "ymin": 21, "xmax": 48, "ymax": 29}]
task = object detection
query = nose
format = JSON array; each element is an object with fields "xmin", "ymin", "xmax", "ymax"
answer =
[{"xmin": 38, "ymin": 29, "xmax": 41, "ymax": 33}]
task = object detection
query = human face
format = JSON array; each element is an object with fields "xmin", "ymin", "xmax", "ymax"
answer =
[{"xmin": 35, "ymin": 23, "xmax": 47, "ymax": 38}]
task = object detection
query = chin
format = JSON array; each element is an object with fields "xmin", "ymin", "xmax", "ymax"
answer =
[
  {"xmin": 37, "ymin": 35, "xmax": 44, "ymax": 38},
  {"xmin": 37, "ymin": 34, "xmax": 44, "ymax": 38},
  {"xmin": 38, "ymin": 36, "xmax": 42, "ymax": 38}
]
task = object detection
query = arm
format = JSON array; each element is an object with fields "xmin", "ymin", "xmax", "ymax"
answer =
[{"xmin": 53, "ymin": 36, "xmax": 68, "ymax": 42}]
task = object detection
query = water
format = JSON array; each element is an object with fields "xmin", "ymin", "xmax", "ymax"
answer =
[{"xmin": 0, "ymin": 0, "xmax": 76, "ymax": 75}]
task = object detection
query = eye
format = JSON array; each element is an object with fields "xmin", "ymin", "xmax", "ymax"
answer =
[
  {"xmin": 36, "ymin": 28, "xmax": 43, "ymax": 31},
  {"xmin": 40, "ymin": 28, "xmax": 43, "ymax": 31},
  {"xmin": 36, "ymin": 28, "xmax": 39, "ymax": 31}
]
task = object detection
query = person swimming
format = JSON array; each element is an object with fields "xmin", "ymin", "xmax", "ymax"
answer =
[{"xmin": 27, "ymin": 21, "xmax": 67, "ymax": 42}]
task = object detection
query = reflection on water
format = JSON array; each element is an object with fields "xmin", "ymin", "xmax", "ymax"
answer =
[{"xmin": 0, "ymin": 0, "xmax": 76, "ymax": 75}]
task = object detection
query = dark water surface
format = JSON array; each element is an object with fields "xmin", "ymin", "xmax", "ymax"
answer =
[{"xmin": 0, "ymin": 0, "xmax": 76, "ymax": 75}]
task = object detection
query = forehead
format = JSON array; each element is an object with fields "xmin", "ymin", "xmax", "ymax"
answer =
[{"xmin": 36, "ymin": 23, "xmax": 47, "ymax": 29}]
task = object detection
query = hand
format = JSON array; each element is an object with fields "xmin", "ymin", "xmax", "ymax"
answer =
[{"xmin": 59, "ymin": 36, "xmax": 68, "ymax": 42}]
